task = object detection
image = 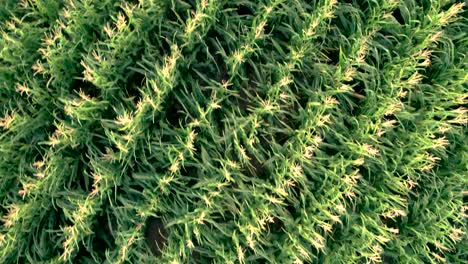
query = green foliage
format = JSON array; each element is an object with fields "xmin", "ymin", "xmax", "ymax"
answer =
[{"xmin": 0, "ymin": 0, "xmax": 466, "ymax": 263}]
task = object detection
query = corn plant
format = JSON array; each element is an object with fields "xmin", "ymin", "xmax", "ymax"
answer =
[{"xmin": 0, "ymin": 0, "xmax": 466, "ymax": 263}]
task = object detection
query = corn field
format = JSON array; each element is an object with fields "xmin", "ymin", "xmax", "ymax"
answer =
[{"xmin": 0, "ymin": 0, "xmax": 467, "ymax": 263}]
